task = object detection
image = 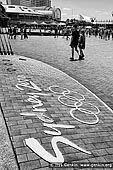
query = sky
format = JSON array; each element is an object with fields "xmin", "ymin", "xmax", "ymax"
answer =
[{"xmin": 52, "ymin": 0, "xmax": 113, "ymax": 21}]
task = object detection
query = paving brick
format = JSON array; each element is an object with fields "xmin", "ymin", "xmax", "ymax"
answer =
[
  {"xmin": 95, "ymin": 156, "xmax": 107, "ymax": 162},
  {"xmin": 94, "ymin": 142, "xmax": 109, "ymax": 149},
  {"xmin": 105, "ymin": 148, "xmax": 113, "ymax": 154},
  {"xmin": 71, "ymin": 133, "xmax": 85, "ymax": 139},
  {"xmin": 17, "ymin": 119, "xmax": 33, "ymax": 124},
  {"xmin": 99, "ymin": 131, "xmax": 111, "ymax": 137},
  {"xmin": 29, "ymin": 132, "xmax": 44, "ymax": 139},
  {"xmin": 106, "ymin": 141, "xmax": 113, "ymax": 147},
  {"xmin": 10, "ymin": 124, "xmax": 27, "ymax": 130},
  {"xmin": 64, "ymin": 146, "xmax": 80, "ymax": 154},
  {"xmin": 19, "ymin": 160, "xmax": 41, "ymax": 170},
  {"xmin": 81, "ymin": 143, "xmax": 96, "ymax": 151},
  {"xmin": 27, "ymin": 153, "xmax": 40, "ymax": 161},
  {"xmin": 92, "ymin": 149, "xmax": 108, "ymax": 157},
  {"xmin": 12, "ymin": 134, "xmax": 30, "ymax": 142},
  {"xmin": 60, "ymin": 116, "xmax": 73, "ymax": 121},
  {"xmin": 88, "ymin": 157, "xmax": 99, "ymax": 163},
  {"xmin": 8, "ymin": 116, "xmax": 24, "ymax": 121},
  {"xmin": 26, "ymin": 122, "xmax": 42, "ymax": 128},
  {"xmin": 13, "ymin": 141, "xmax": 25, "ymax": 148},
  {"xmin": 16, "ymin": 146, "xmax": 32, "ymax": 155},
  {"xmin": 103, "ymin": 155, "xmax": 113, "ymax": 162},
  {"xmin": 17, "ymin": 154, "xmax": 28, "ymax": 163},
  {"xmin": 108, "ymin": 135, "xmax": 113, "ymax": 140},
  {"xmin": 82, "ymin": 138, "xmax": 94, "ymax": 144},
  {"xmin": 20, "ymin": 128, "xmax": 36, "ymax": 134},
  {"xmin": 10, "ymin": 129, "xmax": 21, "ymax": 136},
  {"xmin": 40, "ymin": 159, "xmax": 50, "ymax": 167},
  {"xmin": 7, "ymin": 120, "xmax": 18, "ymax": 126}
]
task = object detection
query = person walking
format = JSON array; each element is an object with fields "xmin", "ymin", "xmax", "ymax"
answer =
[
  {"xmin": 54, "ymin": 26, "xmax": 58, "ymax": 38},
  {"xmin": 24, "ymin": 27, "xmax": 28, "ymax": 39},
  {"xmin": 78, "ymin": 30, "xmax": 85, "ymax": 60},
  {"xmin": 8, "ymin": 26, "xmax": 13, "ymax": 39},
  {"xmin": 13, "ymin": 26, "xmax": 17, "ymax": 39},
  {"xmin": 111, "ymin": 30, "xmax": 113, "ymax": 40},
  {"xmin": 20, "ymin": 26, "xmax": 24, "ymax": 40},
  {"xmin": 70, "ymin": 24, "xmax": 79, "ymax": 61}
]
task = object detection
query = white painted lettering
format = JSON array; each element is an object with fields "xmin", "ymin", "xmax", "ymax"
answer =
[
  {"xmin": 20, "ymin": 112, "xmax": 54, "ymax": 123},
  {"xmin": 25, "ymin": 137, "xmax": 91, "ymax": 163},
  {"xmin": 43, "ymin": 123, "xmax": 75, "ymax": 136},
  {"xmin": 16, "ymin": 81, "xmax": 42, "ymax": 91}
]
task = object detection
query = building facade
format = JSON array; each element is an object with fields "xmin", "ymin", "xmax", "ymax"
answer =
[
  {"xmin": 20, "ymin": 0, "xmax": 31, "ymax": 7},
  {"xmin": 2, "ymin": 3, "xmax": 61, "ymax": 24},
  {"xmin": 31, "ymin": 0, "xmax": 51, "ymax": 7},
  {"xmin": 2, "ymin": 0, "xmax": 51, "ymax": 7},
  {"xmin": 10, "ymin": 0, "xmax": 21, "ymax": 5}
]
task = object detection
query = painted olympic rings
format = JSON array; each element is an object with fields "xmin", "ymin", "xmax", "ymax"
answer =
[
  {"xmin": 49, "ymin": 85, "xmax": 100, "ymax": 125},
  {"xmin": 49, "ymin": 85, "xmax": 69, "ymax": 94}
]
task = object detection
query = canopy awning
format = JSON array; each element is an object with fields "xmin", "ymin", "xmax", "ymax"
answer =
[
  {"xmin": 50, "ymin": 22, "xmax": 58, "ymax": 25},
  {"xmin": 30, "ymin": 21, "xmax": 38, "ymax": 25},
  {"xmin": 58, "ymin": 22, "xmax": 66, "ymax": 26},
  {"xmin": 40, "ymin": 21, "xmax": 47, "ymax": 25}
]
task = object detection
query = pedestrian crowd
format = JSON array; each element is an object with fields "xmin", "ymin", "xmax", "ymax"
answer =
[
  {"xmin": 86, "ymin": 27, "xmax": 113, "ymax": 40},
  {"xmin": 7, "ymin": 24, "xmax": 113, "ymax": 61},
  {"xmin": 68, "ymin": 26, "xmax": 113, "ymax": 61},
  {"xmin": 8, "ymin": 25, "xmax": 29, "ymax": 40}
]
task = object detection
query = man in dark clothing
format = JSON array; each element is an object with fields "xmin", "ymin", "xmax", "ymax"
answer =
[
  {"xmin": 13, "ymin": 26, "xmax": 17, "ymax": 39},
  {"xmin": 54, "ymin": 26, "xmax": 58, "ymax": 38},
  {"xmin": 24, "ymin": 27, "xmax": 28, "ymax": 39},
  {"xmin": 70, "ymin": 24, "xmax": 79, "ymax": 61}
]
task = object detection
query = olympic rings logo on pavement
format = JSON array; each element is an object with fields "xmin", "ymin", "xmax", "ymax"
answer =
[{"xmin": 49, "ymin": 85, "xmax": 100, "ymax": 125}]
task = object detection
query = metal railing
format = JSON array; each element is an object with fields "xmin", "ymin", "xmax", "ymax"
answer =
[{"xmin": 0, "ymin": 27, "xmax": 14, "ymax": 55}]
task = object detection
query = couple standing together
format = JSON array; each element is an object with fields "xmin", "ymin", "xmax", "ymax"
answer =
[{"xmin": 70, "ymin": 24, "xmax": 85, "ymax": 61}]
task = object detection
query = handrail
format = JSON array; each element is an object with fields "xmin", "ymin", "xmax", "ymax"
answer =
[{"xmin": 0, "ymin": 27, "xmax": 14, "ymax": 55}]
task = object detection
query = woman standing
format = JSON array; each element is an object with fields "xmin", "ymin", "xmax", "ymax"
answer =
[{"xmin": 78, "ymin": 30, "xmax": 85, "ymax": 60}]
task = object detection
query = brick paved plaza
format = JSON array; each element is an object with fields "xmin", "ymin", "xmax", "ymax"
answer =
[{"xmin": 0, "ymin": 36, "xmax": 113, "ymax": 170}]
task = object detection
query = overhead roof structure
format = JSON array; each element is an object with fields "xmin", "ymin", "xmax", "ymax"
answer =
[{"xmin": 2, "ymin": 4, "xmax": 53, "ymax": 15}]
